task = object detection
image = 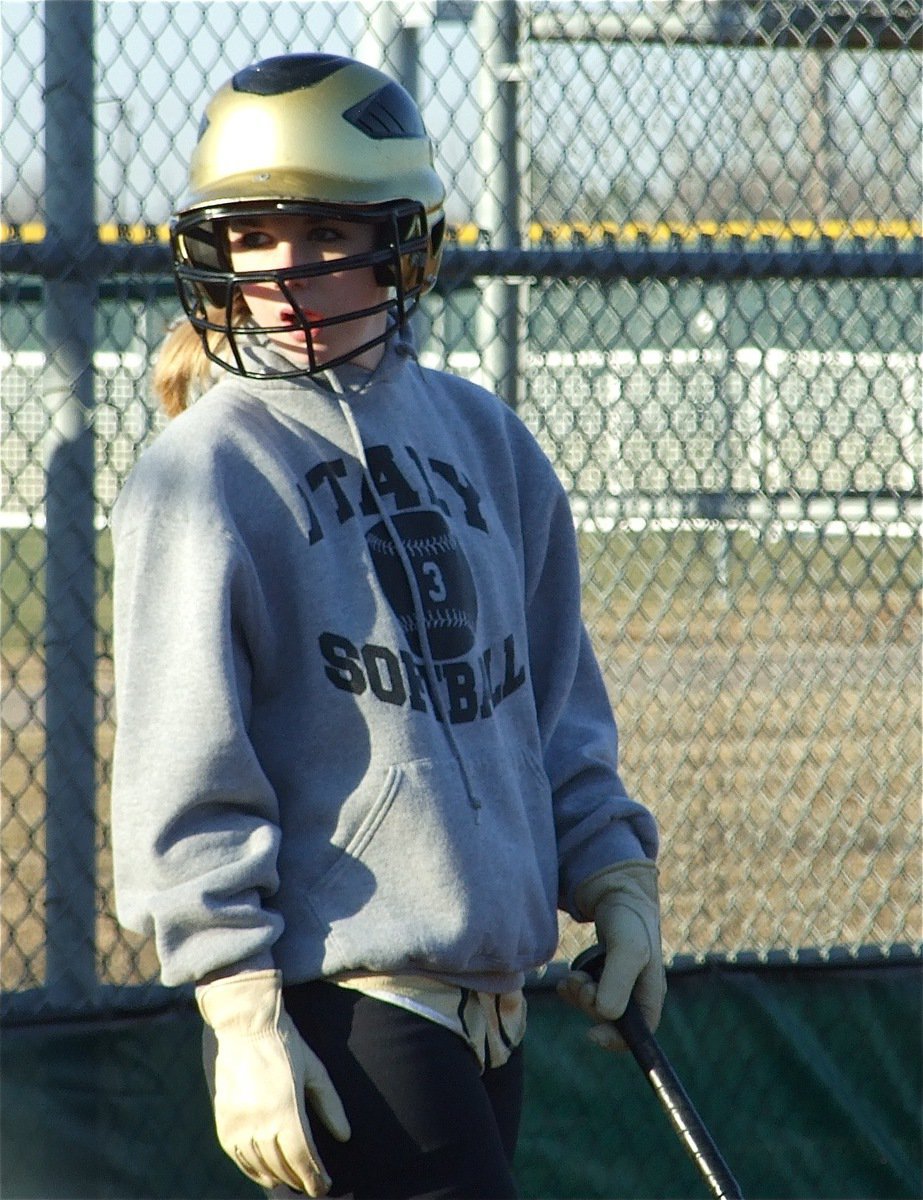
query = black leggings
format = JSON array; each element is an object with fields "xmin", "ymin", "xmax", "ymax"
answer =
[{"xmin": 282, "ymin": 980, "xmax": 523, "ymax": 1200}]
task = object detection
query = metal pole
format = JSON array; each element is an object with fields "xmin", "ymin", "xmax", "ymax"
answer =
[
  {"xmin": 43, "ymin": 0, "xmax": 98, "ymax": 1008},
  {"xmin": 392, "ymin": 24, "xmax": 434, "ymax": 354},
  {"xmin": 474, "ymin": 0, "xmax": 525, "ymax": 409},
  {"xmin": 394, "ymin": 21, "xmax": 420, "ymax": 102},
  {"xmin": 356, "ymin": 4, "xmax": 431, "ymax": 353}
]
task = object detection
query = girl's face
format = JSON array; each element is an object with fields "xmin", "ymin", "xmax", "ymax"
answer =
[{"xmin": 226, "ymin": 211, "xmax": 392, "ymax": 370}]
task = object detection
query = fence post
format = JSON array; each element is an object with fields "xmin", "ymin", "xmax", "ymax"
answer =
[
  {"xmin": 475, "ymin": 0, "xmax": 526, "ymax": 409},
  {"xmin": 42, "ymin": 0, "xmax": 98, "ymax": 1008},
  {"xmin": 356, "ymin": 2, "xmax": 430, "ymax": 352}
]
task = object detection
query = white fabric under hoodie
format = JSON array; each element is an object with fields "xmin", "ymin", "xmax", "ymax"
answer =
[{"xmin": 111, "ymin": 335, "xmax": 658, "ymax": 991}]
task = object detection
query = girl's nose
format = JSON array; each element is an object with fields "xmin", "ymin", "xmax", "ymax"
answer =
[
  {"xmin": 277, "ymin": 240, "xmax": 303, "ymax": 270},
  {"xmin": 279, "ymin": 242, "xmax": 326, "ymax": 286}
]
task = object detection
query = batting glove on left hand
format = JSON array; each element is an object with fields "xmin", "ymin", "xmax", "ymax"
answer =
[{"xmin": 558, "ymin": 859, "xmax": 666, "ymax": 1052}]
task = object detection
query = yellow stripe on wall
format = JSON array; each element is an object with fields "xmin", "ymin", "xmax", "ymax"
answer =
[{"xmin": 2, "ymin": 218, "xmax": 920, "ymax": 245}]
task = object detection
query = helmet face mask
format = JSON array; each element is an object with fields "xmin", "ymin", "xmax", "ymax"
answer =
[
  {"xmin": 172, "ymin": 198, "xmax": 438, "ymax": 378},
  {"xmin": 170, "ymin": 53, "xmax": 446, "ymax": 379}
]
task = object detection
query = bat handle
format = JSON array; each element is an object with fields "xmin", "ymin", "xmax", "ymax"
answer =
[
  {"xmin": 616, "ymin": 997, "xmax": 743, "ymax": 1200},
  {"xmin": 613, "ymin": 994, "xmax": 661, "ymax": 1072},
  {"xmin": 571, "ymin": 946, "xmax": 744, "ymax": 1200}
]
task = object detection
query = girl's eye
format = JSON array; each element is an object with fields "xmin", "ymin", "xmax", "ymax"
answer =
[
  {"xmin": 228, "ymin": 228, "xmax": 273, "ymax": 250},
  {"xmin": 310, "ymin": 226, "xmax": 345, "ymax": 243}
]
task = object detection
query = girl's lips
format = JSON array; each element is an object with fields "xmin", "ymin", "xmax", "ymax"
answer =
[
  {"xmin": 282, "ymin": 307, "xmax": 323, "ymax": 325},
  {"xmin": 280, "ymin": 309, "xmax": 325, "ymax": 340}
]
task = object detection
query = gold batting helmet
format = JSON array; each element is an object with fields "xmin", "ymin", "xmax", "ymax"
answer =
[{"xmin": 170, "ymin": 53, "xmax": 446, "ymax": 377}]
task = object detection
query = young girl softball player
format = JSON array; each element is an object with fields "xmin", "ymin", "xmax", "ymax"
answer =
[{"xmin": 111, "ymin": 52, "xmax": 665, "ymax": 1199}]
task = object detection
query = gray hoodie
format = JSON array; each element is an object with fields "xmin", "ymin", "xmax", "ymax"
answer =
[{"xmin": 111, "ymin": 337, "xmax": 657, "ymax": 991}]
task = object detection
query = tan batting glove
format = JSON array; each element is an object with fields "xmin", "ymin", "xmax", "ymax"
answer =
[
  {"xmin": 196, "ymin": 969, "xmax": 350, "ymax": 1196},
  {"xmin": 558, "ymin": 859, "xmax": 666, "ymax": 1052}
]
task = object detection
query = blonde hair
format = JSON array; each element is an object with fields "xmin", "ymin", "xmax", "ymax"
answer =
[{"xmin": 152, "ymin": 296, "xmax": 248, "ymax": 418}]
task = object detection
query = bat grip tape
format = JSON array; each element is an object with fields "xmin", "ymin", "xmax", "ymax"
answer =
[{"xmin": 571, "ymin": 945, "xmax": 744, "ymax": 1200}]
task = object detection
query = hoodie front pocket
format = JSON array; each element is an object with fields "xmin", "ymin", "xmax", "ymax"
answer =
[
  {"xmin": 306, "ymin": 755, "xmax": 483, "ymax": 968},
  {"xmin": 330, "ymin": 763, "xmax": 402, "ymax": 871}
]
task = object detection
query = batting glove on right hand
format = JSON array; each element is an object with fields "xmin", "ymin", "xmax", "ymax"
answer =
[
  {"xmin": 197, "ymin": 969, "xmax": 350, "ymax": 1196},
  {"xmin": 558, "ymin": 859, "xmax": 666, "ymax": 1052}
]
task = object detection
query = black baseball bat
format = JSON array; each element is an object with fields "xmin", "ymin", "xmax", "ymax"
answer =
[{"xmin": 571, "ymin": 944, "xmax": 744, "ymax": 1200}]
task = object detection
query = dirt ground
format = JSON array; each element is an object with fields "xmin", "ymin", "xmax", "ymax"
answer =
[{"xmin": 2, "ymin": 539, "xmax": 920, "ymax": 991}]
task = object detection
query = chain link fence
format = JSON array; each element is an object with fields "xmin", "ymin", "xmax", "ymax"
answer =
[{"xmin": 2, "ymin": 1, "xmax": 921, "ymax": 1020}]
